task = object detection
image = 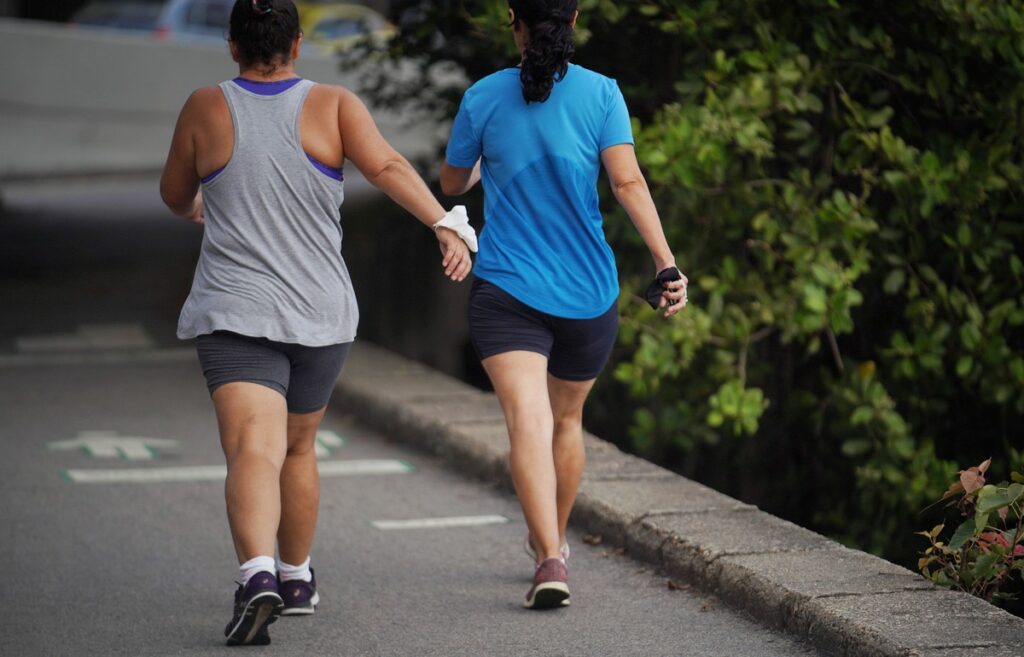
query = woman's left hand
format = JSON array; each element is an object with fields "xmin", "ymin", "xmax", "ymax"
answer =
[
  {"xmin": 660, "ymin": 271, "xmax": 688, "ymax": 317},
  {"xmin": 186, "ymin": 191, "xmax": 205, "ymax": 225},
  {"xmin": 436, "ymin": 227, "xmax": 472, "ymax": 282}
]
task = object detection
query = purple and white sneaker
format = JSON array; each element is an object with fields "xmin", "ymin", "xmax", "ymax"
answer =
[
  {"xmin": 224, "ymin": 571, "xmax": 283, "ymax": 646},
  {"xmin": 280, "ymin": 568, "xmax": 320, "ymax": 616},
  {"xmin": 524, "ymin": 558, "xmax": 570, "ymax": 610}
]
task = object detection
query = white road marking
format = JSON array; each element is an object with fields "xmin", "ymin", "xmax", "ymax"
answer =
[
  {"xmin": 0, "ymin": 348, "xmax": 195, "ymax": 368},
  {"xmin": 371, "ymin": 515, "xmax": 509, "ymax": 530},
  {"xmin": 49, "ymin": 431, "xmax": 178, "ymax": 460},
  {"xmin": 314, "ymin": 430, "xmax": 346, "ymax": 458},
  {"xmin": 63, "ymin": 459, "xmax": 413, "ymax": 484}
]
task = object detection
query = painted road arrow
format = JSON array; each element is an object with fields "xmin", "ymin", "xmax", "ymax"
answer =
[
  {"xmin": 49, "ymin": 431, "xmax": 178, "ymax": 461},
  {"xmin": 314, "ymin": 430, "xmax": 346, "ymax": 458}
]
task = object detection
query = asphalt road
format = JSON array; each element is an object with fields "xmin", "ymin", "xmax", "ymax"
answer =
[{"xmin": 0, "ymin": 179, "xmax": 827, "ymax": 656}]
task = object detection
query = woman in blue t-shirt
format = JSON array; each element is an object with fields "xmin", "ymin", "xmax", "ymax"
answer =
[{"xmin": 441, "ymin": 0, "xmax": 687, "ymax": 610}]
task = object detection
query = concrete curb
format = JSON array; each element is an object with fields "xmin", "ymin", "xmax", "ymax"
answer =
[{"xmin": 334, "ymin": 342, "xmax": 1024, "ymax": 657}]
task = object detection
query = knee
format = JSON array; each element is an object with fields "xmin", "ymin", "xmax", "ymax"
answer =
[
  {"xmin": 505, "ymin": 405, "xmax": 554, "ymax": 443},
  {"xmin": 226, "ymin": 439, "xmax": 285, "ymax": 471},
  {"xmin": 286, "ymin": 417, "xmax": 321, "ymax": 457},
  {"xmin": 553, "ymin": 411, "xmax": 583, "ymax": 438}
]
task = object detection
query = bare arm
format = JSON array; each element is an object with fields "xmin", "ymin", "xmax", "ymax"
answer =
[
  {"xmin": 440, "ymin": 160, "xmax": 481, "ymax": 196},
  {"xmin": 338, "ymin": 89, "xmax": 471, "ymax": 281},
  {"xmin": 160, "ymin": 90, "xmax": 205, "ymax": 223},
  {"xmin": 602, "ymin": 143, "xmax": 687, "ymax": 315},
  {"xmin": 339, "ymin": 89, "xmax": 446, "ymax": 226}
]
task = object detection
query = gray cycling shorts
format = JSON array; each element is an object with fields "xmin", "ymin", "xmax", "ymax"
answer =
[{"xmin": 195, "ymin": 331, "xmax": 352, "ymax": 414}]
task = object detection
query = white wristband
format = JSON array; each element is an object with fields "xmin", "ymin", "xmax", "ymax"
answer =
[{"xmin": 431, "ymin": 205, "xmax": 478, "ymax": 253}]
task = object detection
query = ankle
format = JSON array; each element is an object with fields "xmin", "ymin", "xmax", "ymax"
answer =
[
  {"xmin": 239, "ymin": 555, "xmax": 276, "ymax": 585},
  {"xmin": 277, "ymin": 555, "xmax": 313, "ymax": 583}
]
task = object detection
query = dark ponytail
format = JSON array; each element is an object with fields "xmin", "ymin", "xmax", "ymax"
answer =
[
  {"xmin": 229, "ymin": 0, "xmax": 301, "ymax": 71},
  {"xmin": 509, "ymin": 0, "xmax": 577, "ymax": 104}
]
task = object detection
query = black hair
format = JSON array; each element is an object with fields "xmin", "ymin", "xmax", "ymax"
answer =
[
  {"xmin": 229, "ymin": 0, "xmax": 301, "ymax": 71},
  {"xmin": 508, "ymin": 0, "xmax": 577, "ymax": 103}
]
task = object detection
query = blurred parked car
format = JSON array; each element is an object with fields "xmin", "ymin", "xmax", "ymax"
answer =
[
  {"xmin": 72, "ymin": 0, "xmax": 232, "ymax": 45},
  {"xmin": 152, "ymin": 0, "xmax": 233, "ymax": 44},
  {"xmin": 70, "ymin": 0, "xmax": 164, "ymax": 33},
  {"xmin": 298, "ymin": 2, "xmax": 395, "ymax": 54}
]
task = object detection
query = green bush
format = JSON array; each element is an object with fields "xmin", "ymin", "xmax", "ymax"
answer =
[
  {"xmin": 373, "ymin": 0, "xmax": 1024, "ymax": 566},
  {"xmin": 919, "ymin": 458, "xmax": 1024, "ymax": 611}
]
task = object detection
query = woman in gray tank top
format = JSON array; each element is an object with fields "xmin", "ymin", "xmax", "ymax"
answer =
[{"xmin": 159, "ymin": 0, "xmax": 474, "ymax": 646}]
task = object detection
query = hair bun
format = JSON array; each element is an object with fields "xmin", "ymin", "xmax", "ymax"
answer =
[{"xmin": 252, "ymin": 0, "xmax": 273, "ymax": 15}]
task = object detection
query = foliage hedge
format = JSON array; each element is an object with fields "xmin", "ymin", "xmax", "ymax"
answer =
[{"xmin": 370, "ymin": 0, "xmax": 1024, "ymax": 574}]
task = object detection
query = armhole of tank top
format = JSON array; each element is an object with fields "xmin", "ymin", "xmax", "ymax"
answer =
[
  {"xmin": 202, "ymin": 83, "xmax": 238, "ymax": 189},
  {"xmin": 293, "ymin": 82, "xmax": 343, "ymax": 185}
]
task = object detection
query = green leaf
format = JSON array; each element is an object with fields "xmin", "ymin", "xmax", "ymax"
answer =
[
  {"xmin": 841, "ymin": 439, "xmax": 871, "ymax": 457},
  {"xmin": 850, "ymin": 406, "xmax": 874, "ymax": 425},
  {"xmin": 883, "ymin": 269, "xmax": 906, "ymax": 295},
  {"xmin": 803, "ymin": 284, "xmax": 827, "ymax": 313},
  {"xmin": 977, "ymin": 491, "xmax": 1010, "ymax": 514},
  {"xmin": 957, "ymin": 224, "xmax": 971, "ymax": 247},
  {"xmin": 948, "ymin": 521, "xmax": 977, "ymax": 550},
  {"xmin": 973, "ymin": 551, "xmax": 1000, "ymax": 579}
]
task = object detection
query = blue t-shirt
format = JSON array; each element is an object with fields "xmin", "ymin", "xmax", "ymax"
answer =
[{"xmin": 446, "ymin": 64, "xmax": 634, "ymax": 319}]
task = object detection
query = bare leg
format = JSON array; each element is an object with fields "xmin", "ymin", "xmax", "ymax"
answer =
[
  {"xmin": 482, "ymin": 351, "xmax": 561, "ymax": 562},
  {"xmin": 213, "ymin": 382, "xmax": 288, "ymax": 563},
  {"xmin": 277, "ymin": 408, "xmax": 327, "ymax": 566},
  {"xmin": 547, "ymin": 375, "xmax": 596, "ymax": 546}
]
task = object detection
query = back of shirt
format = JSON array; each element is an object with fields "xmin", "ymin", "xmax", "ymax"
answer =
[
  {"xmin": 446, "ymin": 64, "xmax": 634, "ymax": 319},
  {"xmin": 177, "ymin": 78, "xmax": 358, "ymax": 346}
]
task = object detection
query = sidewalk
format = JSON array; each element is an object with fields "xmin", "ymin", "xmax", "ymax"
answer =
[{"xmin": 335, "ymin": 342, "xmax": 1024, "ymax": 657}]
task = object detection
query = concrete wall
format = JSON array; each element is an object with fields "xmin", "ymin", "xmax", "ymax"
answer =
[{"xmin": 0, "ymin": 17, "xmax": 433, "ymax": 181}]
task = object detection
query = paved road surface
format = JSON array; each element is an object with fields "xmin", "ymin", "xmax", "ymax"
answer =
[{"xmin": 0, "ymin": 179, "xmax": 827, "ymax": 656}]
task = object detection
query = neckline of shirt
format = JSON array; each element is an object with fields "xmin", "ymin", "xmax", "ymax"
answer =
[{"xmin": 232, "ymin": 77, "xmax": 303, "ymax": 96}]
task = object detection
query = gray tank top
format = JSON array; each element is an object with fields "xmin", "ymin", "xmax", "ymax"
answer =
[{"xmin": 177, "ymin": 79, "xmax": 358, "ymax": 346}]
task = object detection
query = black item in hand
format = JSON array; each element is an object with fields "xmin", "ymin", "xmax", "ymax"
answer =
[{"xmin": 644, "ymin": 267, "xmax": 682, "ymax": 309}]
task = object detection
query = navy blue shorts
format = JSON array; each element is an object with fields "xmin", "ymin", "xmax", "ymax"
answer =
[
  {"xmin": 195, "ymin": 331, "xmax": 351, "ymax": 414},
  {"xmin": 468, "ymin": 279, "xmax": 619, "ymax": 382}
]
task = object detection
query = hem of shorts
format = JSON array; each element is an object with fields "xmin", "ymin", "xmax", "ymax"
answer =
[
  {"xmin": 208, "ymin": 378, "xmax": 287, "ymax": 399},
  {"xmin": 287, "ymin": 402, "xmax": 331, "ymax": 415},
  {"xmin": 547, "ymin": 368, "xmax": 605, "ymax": 383},
  {"xmin": 178, "ymin": 325, "xmax": 357, "ymax": 348},
  {"xmin": 476, "ymin": 344, "xmax": 551, "ymax": 363},
  {"xmin": 472, "ymin": 272, "xmax": 619, "ymax": 320}
]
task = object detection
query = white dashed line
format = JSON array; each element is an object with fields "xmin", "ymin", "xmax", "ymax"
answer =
[
  {"xmin": 63, "ymin": 459, "xmax": 414, "ymax": 483},
  {"xmin": 371, "ymin": 515, "xmax": 509, "ymax": 530}
]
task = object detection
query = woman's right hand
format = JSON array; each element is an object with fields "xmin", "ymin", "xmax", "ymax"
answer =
[{"xmin": 436, "ymin": 227, "xmax": 472, "ymax": 282}]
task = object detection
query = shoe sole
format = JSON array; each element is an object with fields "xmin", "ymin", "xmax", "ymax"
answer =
[
  {"xmin": 524, "ymin": 582, "xmax": 570, "ymax": 610},
  {"xmin": 226, "ymin": 592, "xmax": 283, "ymax": 646},
  {"xmin": 280, "ymin": 591, "xmax": 320, "ymax": 617}
]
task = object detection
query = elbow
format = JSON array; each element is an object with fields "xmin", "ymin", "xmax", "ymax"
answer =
[
  {"xmin": 613, "ymin": 177, "xmax": 646, "ymax": 198},
  {"xmin": 440, "ymin": 177, "xmax": 461, "ymax": 197},
  {"xmin": 160, "ymin": 184, "xmax": 193, "ymax": 217},
  {"xmin": 367, "ymin": 157, "xmax": 407, "ymax": 188},
  {"xmin": 439, "ymin": 164, "xmax": 464, "ymax": 196}
]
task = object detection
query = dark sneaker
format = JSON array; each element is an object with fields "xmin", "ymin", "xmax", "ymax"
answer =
[
  {"xmin": 524, "ymin": 558, "xmax": 570, "ymax": 609},
  {"xmin": 224, "ymin": 571, "xmax": 283, "ymax": 646},
  {"xmin": 280, "ymin": 568, "xmax": 320, "ymax": 616}
]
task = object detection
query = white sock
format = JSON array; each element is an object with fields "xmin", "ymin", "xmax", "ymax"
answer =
[
  {"xmin": 239, "ymin": 555, "xmax": 276, "ymax": 585},
  {"xmin": 277, "ymin": 556, "xmax": 312, "ymax": 583}
]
